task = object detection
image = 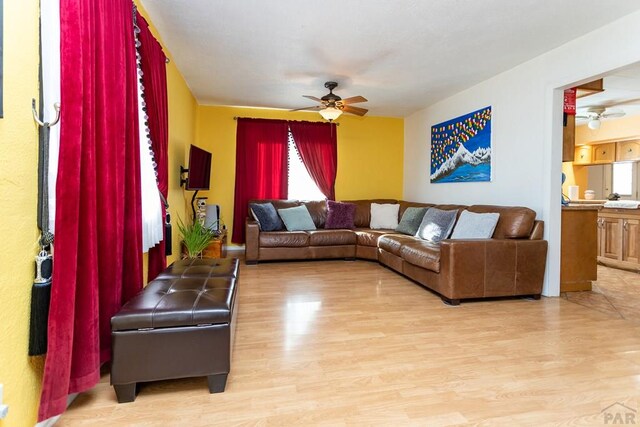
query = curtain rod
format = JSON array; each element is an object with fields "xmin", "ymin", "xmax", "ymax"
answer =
[{"xmin": 232, "ymin": 116, "xmax": 339, "ymax": 126}]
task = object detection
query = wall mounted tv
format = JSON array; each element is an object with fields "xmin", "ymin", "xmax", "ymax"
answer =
[{"xmin": 185, "ymin": 145, "xmax": 212, "ymax": 190}]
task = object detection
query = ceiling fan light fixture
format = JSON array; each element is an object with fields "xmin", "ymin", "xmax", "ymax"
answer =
[
  {"xmin": 319, "ymin": 106, "xmax": 342, "ymax": 122},
  {"xmin": 588, "ymin": 118, "xmax": 601, "ymax": 130}
]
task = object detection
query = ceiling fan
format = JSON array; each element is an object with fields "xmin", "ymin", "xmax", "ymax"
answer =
[
  {"xmin": 575, "ymin": 106, "xmax": 625, "ymax": 130},
  {"xmin": 291, "ymin": 81, "xmax": 368, "ymax": 121}
]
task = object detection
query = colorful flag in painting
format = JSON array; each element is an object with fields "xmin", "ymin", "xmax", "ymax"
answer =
[{"xmin": 430, "ymin": 106, "xmax": 492, "ymax": 183}]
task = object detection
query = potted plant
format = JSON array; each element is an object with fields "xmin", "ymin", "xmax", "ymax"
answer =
[{"xmin": 177, "ymin": 217, "xmax": 217, "ymax": 259}]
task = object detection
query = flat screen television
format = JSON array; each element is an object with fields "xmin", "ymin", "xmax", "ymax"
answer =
[{"xmin": 186, "ymin": 145, "xmax": 212, "ymax": 190}]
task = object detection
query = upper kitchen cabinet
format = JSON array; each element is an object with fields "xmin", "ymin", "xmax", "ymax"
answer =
[
  {"xmin": 616, "ymin": 139, "xmax": 640, "ymax": 162},
  {"xmin": 563, "ymin": 79, "xmax": 604, "ymax": 162}
]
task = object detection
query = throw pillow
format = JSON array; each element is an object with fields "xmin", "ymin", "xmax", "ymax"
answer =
[
  {"xmin": 277, "ymin": 205, "xmax": 317, "ymax": 231},
  {"xmin": 325, "ymin": 200, "xmax": 357, "ymax": 229},
  {"xmin": 415, "ymin": 207, "xmax": 457, "ymax": 243},
  {"xmin": 451, "ymin": 210, "xmax": 500, "ymax": 239},
  {"xmin": 396, "ymin": 207, "xmax": 428, "ymax": 235},
  {"xmin": 249, "ymin": 203, "xmax": 284, "ymax": 231},
  {"xmin": 370, "ymin": 203, "xmax": 400, "ymax": 229}
]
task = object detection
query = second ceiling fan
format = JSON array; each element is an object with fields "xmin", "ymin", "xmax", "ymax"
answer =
[{"xmin": 291, "ymin": 81, "xmax": 368, "ymax": 121}]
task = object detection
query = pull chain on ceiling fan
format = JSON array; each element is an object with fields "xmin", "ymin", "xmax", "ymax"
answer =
[{"xmin": 291, "ymin": 81, "xmax": 368, "ymax": 121}]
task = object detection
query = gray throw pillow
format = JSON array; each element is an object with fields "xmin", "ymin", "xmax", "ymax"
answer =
[
  {"xmin": 415, "ymin": 207, "xmax": 457, "ymax": 242},
  {"xmin": 278, "ymin": 205, "xmax": 317, "ymax": 231},
  {"xmin": 249, "ymin": 203, "xmax": 284, "ymax": 231},
  {"xmin": 396, "ymin": 207, "xmax": 428, "ymax": 235},
  {"xmin": 450, "ymin": 210, "xmax": 500, "ymax": 239}
]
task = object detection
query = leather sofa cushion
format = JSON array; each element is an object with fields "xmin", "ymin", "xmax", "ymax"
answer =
[
  {"xmin": 156, "ymin": 258, "xmax": 239, "ymax": 279},
  {"xmin": 400, "ymin": 240, "xmax": 441, "ymax": 273},
  {"xmin": 355, "ymin": 229, "xmax": 395, "ymax": 247},
  {"xmin": 378, "ymin": 234, "xmax": 417, "ymax": 256},
  {"xmin": 341, "ymin": 199, "xmax": 398, "ymax": 228},
  {"xmin": 260, "ymin": 231, "xmax": 309, "ymax": 247},
  {"xmin": 111, "ymin": 276, "xmax": 236, "ymax": 330},
  {"xmin": 302, "ymin": 200, "xmax": 328, "ymax": 228},
  {"xmin": 467, "ymin": 205, "xmax": 536, "ymax": 238},
  {"xmin": 308, "ymin": 230, "xmax": 356, "ymax": 246}
]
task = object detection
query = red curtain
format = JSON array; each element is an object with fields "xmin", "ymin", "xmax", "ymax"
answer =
[
  {"xmin": 289, "ymin": 121, "xmax": 338, "ymax": 200},
  {"xmin": 137, "ymin": 12, "xmax": 169, "ymax": 281},
  {"xmin": 38, "ymin": 0, "xmax": 143, "ymax": 421},
  {"xmin": 232, "ymin": 118, "xmax": 289, "ymax": 243}
]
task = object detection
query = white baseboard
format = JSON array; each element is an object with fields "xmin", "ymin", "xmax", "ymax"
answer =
[{"xmin": 35, "ymin": 393, "xmax": 78, "ymax": 427}]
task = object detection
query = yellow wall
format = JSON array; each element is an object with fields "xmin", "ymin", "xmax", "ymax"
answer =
[
  {"xmin": 0, "ymin": 3, "xmax": 196, "ymax": 425},
  {"xmin": 561, "ymin": 162, "xmax": 589, "ymax": 199},
  {"xmin": 576, "ymin": 115, "xmax": 640, "ymax": 145},
  {"xmin": 0, "ymin": 1, "xmax": 44, "ymax": 426},
  {"xmin": 564, "ymin": 116, "xmax": 640, "ymax": 199},
  {"xmin": 136, "ymin": 2, "xmax": 197, "ymax": 266},
  {"xmin": 194, "ymin": 106, "xmax": 404, "ymax": 243}
]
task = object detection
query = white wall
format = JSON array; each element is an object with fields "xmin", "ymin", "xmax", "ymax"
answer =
[{"xmin": 404, "ymin": 10, "xmax": 640, "ymax": 296}]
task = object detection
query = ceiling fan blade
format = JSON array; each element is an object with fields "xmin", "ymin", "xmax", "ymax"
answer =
[
  {"xmin": 602, "ymin": 112, "xmax": 626, "ymax": 119},
  {"xmin": 341, "ymin": 96, "xmax": 368, "ymax": 105},
  {"xmin": 303, "ymin": 95, "xmax": 323, "ymax": 102},
  {"xmin": 575, "ymin": 115, "xmax": 590, "ymax": 119},
  {"xmin": 290, "ymin": 106, "xmax": 323, "ymax": 112},
  {"xmin": 342, "ymin": 105, "xmax": 368, "ymax": 116}
]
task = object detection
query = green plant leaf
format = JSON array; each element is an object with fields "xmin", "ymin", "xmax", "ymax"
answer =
[{"xmin": 176, "ymin": 216, "xmax": 216, "ymax": 258}]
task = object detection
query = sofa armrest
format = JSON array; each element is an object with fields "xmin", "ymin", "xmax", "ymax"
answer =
[
  {"xmin": 245, "ymin": 219, "xmax": 260, "ymax": 262},
  {"xmin": 439, "ymin": 238, "xmax": 548, "ymax": 299}
]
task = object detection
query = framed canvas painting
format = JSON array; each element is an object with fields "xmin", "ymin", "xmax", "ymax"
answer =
[{"xmin": 430, "ymin": 106, "xmax": 492, "ymax": 183}]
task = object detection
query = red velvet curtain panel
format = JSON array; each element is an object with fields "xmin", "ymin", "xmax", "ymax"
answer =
[
  {"xmin": 137, "ymin": 12, "xmax": 169, "ymax": 280},
  {"xmin": 232, "ymin": 118, "xmax": 289, "ymax": 243},
  {"xmin": 38, "ymin": 0, "xmax": 143, "ymax": 421},
  {"xmin": 289, "ymin": 121, "xmax": 338, "ymax": 200}
]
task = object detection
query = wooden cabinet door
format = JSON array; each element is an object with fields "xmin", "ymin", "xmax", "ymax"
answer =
[
  {"xmin": 601, "ymin": 217, "xmax": 622, "ymax": 260},
  {"xmin": 562, "ymin": 114, "xmax": 575, "ymax": 162},
  {"xmin": 592, "ymin": 143, "xmax": 615, "ymax": 164},
  {"xmin": 622, "ymin": 219, "xmax": 640, "ymax": 263},
  {"xmin": 574, "ymin": 145, "xmax": 592, "ymax": 165},
  {"xmin": 616, "ymin": 140, "xmax": 640, "ymax": 162}
]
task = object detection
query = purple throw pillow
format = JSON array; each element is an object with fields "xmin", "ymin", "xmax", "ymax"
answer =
[{"xmin": 325, "ymin": 200, "xmax": 357, "ymax": 229}]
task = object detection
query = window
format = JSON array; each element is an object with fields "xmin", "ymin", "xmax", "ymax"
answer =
[
  {"xmin": 613, "ymin": 162, "xmax": 633, "ymax": 196},
  {"xmin": 287, "ymin": 132, "xmax": 325, "ymax": 200}
]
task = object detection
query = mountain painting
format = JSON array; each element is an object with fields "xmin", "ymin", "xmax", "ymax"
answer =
[{"xmin": 430, "ymin": 106, "xmax": 492, "ymax": 183}]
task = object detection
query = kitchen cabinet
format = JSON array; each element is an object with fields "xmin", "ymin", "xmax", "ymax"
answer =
[
  {"xmin": 616, "ymin": 140, "xmax": 640, "ymax": 162},
  {"xmin": 622, "ymin": 218, "xmax": 640, "ymax": 263},
  {"xmin": 598, "ymin": 216, "xmax": 621, "ymax": 260},
  {"xmin": 561, "ymin": 207, "xmax": 597, "ymax": 292},
  {"xmin": 592, "ymin": 143, "xmax": 616, "ymax": 164},
  {"xmin": 562, "ymin": 113, "xmax": 576, "ymax": 162},
  {"xmin": 574, "ymin": 145, "xmax": 593, "ymax": 165},
  {"xmin": 597, "ymin": 209, "xmax": 640, "ymax": 271}
]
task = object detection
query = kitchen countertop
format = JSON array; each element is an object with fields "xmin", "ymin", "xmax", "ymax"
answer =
[
  {"xmin": 567, "ymin": 199, "xmax": 607, "ymax": 204},
  {"xmin": 563, "ymin": 204, "xmax": 601, "ymax": 210}
]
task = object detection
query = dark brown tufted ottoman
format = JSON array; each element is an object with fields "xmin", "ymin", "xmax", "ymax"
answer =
[{"xmin": 110, "ymin": 258, "xmax": 239, "ymax": 403}]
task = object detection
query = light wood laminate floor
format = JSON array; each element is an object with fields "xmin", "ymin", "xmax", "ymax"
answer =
[
  {"xmin": 60, "ymin": 259, "xmax": 640, "ymax": 426},
  {"xmin": 563, "ymin": 265, "xmax": 640, "ymax": 322}
]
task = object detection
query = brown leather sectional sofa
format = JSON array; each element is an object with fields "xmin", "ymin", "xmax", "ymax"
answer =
[{"xmin": 245, "ymin": 199, "xmax": 547, "ymax": 305}]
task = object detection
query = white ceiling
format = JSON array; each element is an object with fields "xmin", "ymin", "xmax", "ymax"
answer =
[
  {"xmin": 141, "ymin": 0, "xmax": 640, "ymax": 117},
  {"xmin": 576, "ymin": 62, "xmax": 640, "ymax": 125}
]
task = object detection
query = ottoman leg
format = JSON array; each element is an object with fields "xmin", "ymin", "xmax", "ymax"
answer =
[
  {"xmin": 207, "ymin": 373, "xmax": 228, "ymax": 393},
  {"xmin": 114, "ymin": 383, "xmax": 137, "ymax": 403}
]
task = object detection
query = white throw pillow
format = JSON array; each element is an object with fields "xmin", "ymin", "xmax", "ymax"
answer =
[
  {"xmin": 450, "ymin": 210, "xmax": 500, "ymax": 239},
  {"xmin": 370, "ymin": 203, "xmax": 400, "ymax": 229}
]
